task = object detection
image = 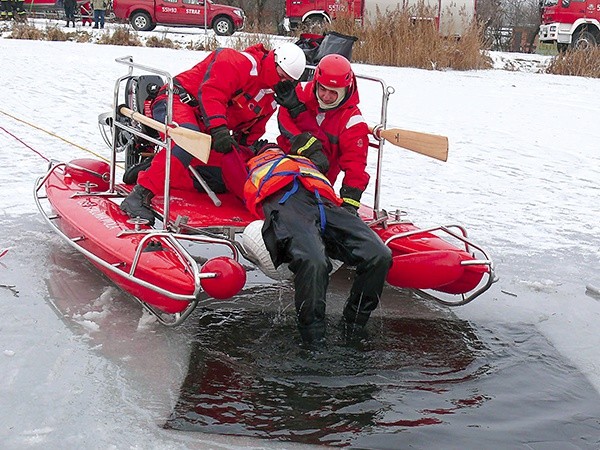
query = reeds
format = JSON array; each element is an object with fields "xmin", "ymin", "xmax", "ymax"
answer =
[
  {"xmin": 546, "ymin": 46, "xmax": 600, "ymax": 77},
  {"xmin": 328, "ymin": 7, "xmax": 490, "ymax": 71}
]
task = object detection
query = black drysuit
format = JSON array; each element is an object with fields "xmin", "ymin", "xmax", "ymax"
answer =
[{"xmin": 261, "ymin": 184, "xmax": 392, "ymax": 345}]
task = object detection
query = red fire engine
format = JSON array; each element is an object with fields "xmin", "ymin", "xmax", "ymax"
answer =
[
  {"xmin": 280, "ymin": 0, "xmax": 476, "ymax": 37},
  {"xmin": 539, "ymin": 0, "xmax": 600, "ymax": 51}
]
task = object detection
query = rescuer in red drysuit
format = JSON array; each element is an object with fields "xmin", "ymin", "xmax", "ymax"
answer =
[
  {"xmin": 275, "ymin": 54, "xmax": 370, "ymax": 216},
  {"xmin": 120, "ymin": 42, "xmax": 306, "ymax": 225}
]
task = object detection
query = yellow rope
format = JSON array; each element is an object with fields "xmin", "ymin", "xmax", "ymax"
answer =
[{"xmin": 0, "ymin": 109, "xmax": 110, "ymax": 163}]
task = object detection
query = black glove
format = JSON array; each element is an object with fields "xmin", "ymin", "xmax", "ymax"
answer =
[
  {"xmin": 340, "ymin": 185, "xmax": 363, "ymax": 216},
  {"xmin": 249, "ymin": 138, "xmax": 270, "ymax": 155},
  {"xmin": 210, "ymin": 125, "xmax": 238, "ymax": 154},
  {"xmin": 274, "ymin": 80, "xmax": 306, "ymax": 119},
  {"xmin": 290, "ymin": 133, "xmax": 330, "ymax": 174}
]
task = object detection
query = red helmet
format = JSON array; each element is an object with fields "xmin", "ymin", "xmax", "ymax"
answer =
[{"xmin": 314, "ymin": 54, "xmax": 353, "ymax": 88}]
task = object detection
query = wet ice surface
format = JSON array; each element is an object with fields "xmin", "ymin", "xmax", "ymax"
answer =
[
  {"xmin": 1, "ymin": 37, "xmax": 600, "ymax": 448},
  {"xmin": 3, "ymin": 221, "xmax": 600, "ymax": 448}
]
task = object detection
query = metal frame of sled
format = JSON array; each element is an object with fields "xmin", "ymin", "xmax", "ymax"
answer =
[
  {"xmin": 35, "ymin": 55, "xmax": 497, "ymax": 327},
  {"xmin": 34, "ymin": 163, "xmax": 242, "ymax": 326}
]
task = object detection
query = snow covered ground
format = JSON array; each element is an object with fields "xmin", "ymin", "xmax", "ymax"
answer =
[{"xmin": 1, "ymin": 20, "xmax": 599, "ymax": 448}]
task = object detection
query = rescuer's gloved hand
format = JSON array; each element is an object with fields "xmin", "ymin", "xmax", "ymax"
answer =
[
  {"xmin": 210, "ymin": 125, "xmax": 238, "ymax": 154},
  {"xmin": 274, "ymin": 80, "xmax": 306, "ymax": 119},
  {"xmin": 340, "ymin": 185, "xmax": 363, "ymax": 216},
  {"xmin": 249, "ymin": 139, "xmax": 270, "ymax": 155},
  {"xmin": 290, "ymin": 133, "xmax": 330, "ymax": 174}
]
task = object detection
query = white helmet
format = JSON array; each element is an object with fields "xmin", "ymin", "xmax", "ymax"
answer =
[{"xmin": 274, "ymin": 42, "xmax": 306, "ymax": 81}]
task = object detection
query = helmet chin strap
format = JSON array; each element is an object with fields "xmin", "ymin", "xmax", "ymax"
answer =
[{"xmin": 317, "ymin": 85, "xmax": 347, "ymax": 110}]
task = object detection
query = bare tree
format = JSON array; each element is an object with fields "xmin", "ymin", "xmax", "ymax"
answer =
[{"xmin": 478, "ymin": 0, "xmax": 540, "ymax": 51}]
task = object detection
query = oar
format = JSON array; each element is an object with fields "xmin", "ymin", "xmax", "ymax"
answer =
[
  {"xmin": 370, "ymin": 125, "xmax": 448, "ymax": 162},
  {"xmin": 119, "ymin": 106, "xmax": 211, "ymax": 163}
]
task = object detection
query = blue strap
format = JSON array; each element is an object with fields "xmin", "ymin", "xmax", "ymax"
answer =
[
  {"xmin": 314, "ymin": 189, "xmax": 326, "ymax": 234},
  {"xmin": 256, "ymin": 154, "xmax": 289, "ymax": 197},
  {"xmin": 279, "ymin": 177, "xmax": 299, "ymax": 204},
  {"xmin": 277, "ymin": 178, "xmax": 327, "ymax": 234}
]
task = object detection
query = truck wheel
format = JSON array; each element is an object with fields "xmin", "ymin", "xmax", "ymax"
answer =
[
  {"xmin": 572, "ymin": 30, "xmax": 597, "ymax": 49},
  {"xmin": 213, "ymin": 16, "xmax": 234, "ymax": 36},
  {"xmin": 130, "ymin": 11, "xmax": 154, "ymax": 32}
]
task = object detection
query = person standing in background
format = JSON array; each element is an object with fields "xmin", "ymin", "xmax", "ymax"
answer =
[
  {"xmin": 80, "ymin": 0, "xmax": 92, "ymax": 26},
  {"xmin": 64, "ymin": 0, "xmax": 76, "ymax": 27},
  {"xmin": 91, "ymin": 0, "xmax": 105, "ymax": 28}
]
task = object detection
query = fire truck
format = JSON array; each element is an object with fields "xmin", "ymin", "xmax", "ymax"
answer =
[
  {"xmin": 539, "ymin": 0, "xmax": 600, "ymax": 51},
  {"xmin": 279, "ymin": 0, "xmax": 476, "ymax": 37}
]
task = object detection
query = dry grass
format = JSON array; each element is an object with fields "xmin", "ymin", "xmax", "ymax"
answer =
[
  {"xmin": 226, "ymin": 8, "xmax": 490, "ymax": 71},
  {"xmin": 546, "ymin": 47, "xmax": 600, "ymax": 78},
  {"xmin": 7, "ymin": 22, "xmax": 93, "ymax": 42},
  {"xmin": 185, "ymin": 36, "xmax": 219, "ymax": 51},
  {"xmin": 11, "ymin": 16, "xmax": 600, "ymax": 77},
  {"xmin": 97, "ymin": 26, "xmax": 142, "ymax": 46},
  {"xmin": 229, "ymin": 32, "xmax": 277, "ymax": 50},
  {"xmin": 145, "ymin": 35, "xmax": 178, "ymax": 48},
  {"xmin": 45, "ymin": 25, "xmax": 71, "ymax": 41},
  {"xmin": 8, "ymin": 23, "xmax": 45, "ymax": 40},
  {"xmin": 73, "ymin": 31, "xmax": 94, "ymax": 43},
  {"xmin": 327, "ymin": 8, "xmax": 491, "ymax": 70}
]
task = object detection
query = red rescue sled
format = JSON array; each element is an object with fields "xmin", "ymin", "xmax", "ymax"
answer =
[{"xmin": 34, "ymin": 56, "xmax": 496, "ymax": 325}]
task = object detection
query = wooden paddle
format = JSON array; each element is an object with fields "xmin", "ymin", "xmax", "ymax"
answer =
[
  {"xmin": 119, "ymin": 106, "xmax": 211, "ymax": 163},
  {"xmin": 370, "ymin": 126, "xmax": 448, "ymax": 162}
]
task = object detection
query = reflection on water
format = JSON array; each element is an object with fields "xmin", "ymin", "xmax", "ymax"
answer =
[{"xmin": 166, "ymin": 304, "xmax": 600, "ymax": 448}]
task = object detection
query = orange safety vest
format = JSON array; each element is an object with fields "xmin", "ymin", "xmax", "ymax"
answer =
[{"xmin": 244, "ymin": 149, "xmax": 342, "ymax": 218}]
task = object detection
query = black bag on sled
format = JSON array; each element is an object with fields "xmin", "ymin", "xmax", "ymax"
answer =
[{"xmin": 296, "ymin": 31, "xmax": 358, "ymax": 81}]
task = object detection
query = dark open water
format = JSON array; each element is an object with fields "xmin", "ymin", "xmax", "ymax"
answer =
[{"xmin": 162, "ymin": 269, "xmax": 600, "ymax": 448}]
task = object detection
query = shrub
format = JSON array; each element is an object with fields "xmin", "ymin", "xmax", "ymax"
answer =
[
  {"xmin": 97, "ymin": 26, "xmax": 142, "ymax": 46},
  {"xmin": 8, "ymin": 23, "xmax": 45, "ymax": 40},
  {"xmin": 327, "ymin": 7, "xmax": 491, "ymax": 71},
  {"xmin": 45, "ymin": 25, "xmax": 71, "ymax": 41},
  {"xmin": 546, "ymin": 47, "xmax": 600, "ymax": 78},
  {"xmin": 145, "ymin": 35, "xmax": 179, "ymax": 48}
]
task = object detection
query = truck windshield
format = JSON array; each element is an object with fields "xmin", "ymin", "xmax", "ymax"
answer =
[{"xmin": 543, "ymin": 0, "xmax": 558, "ymax": 5}]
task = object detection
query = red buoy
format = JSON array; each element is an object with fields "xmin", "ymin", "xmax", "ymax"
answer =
[
  {"xmin": 200, "ymin": 257, "xmax": 246, "ymax": 299},
  {"xmin": 64, "ymin": 159, "xmax": 110, "ymax": 191}
]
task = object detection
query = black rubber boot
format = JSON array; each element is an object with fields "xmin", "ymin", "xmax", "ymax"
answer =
[
  {"xmin": 298, "ymin": 321, "xmax": 326, "ymax": 350},
  {"xmin": 339, "ymin": 317, "xmax": 369, "ymax": 344},
  {"xmin": 120, "ymin": 184, "xmax": 155, "ymax": 225}
]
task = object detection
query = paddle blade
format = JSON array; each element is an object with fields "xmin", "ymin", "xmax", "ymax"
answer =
[
  {"xmin": 372, "ymin": 126, "xmax": 449, "ymax": 162},
  {"xmin": 167, "ymin": 126, "xmax": 211, "ymax": 164},
  {"xmin": 119, "ymin": 106, "xmax": 211, "ymax": 163}
]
